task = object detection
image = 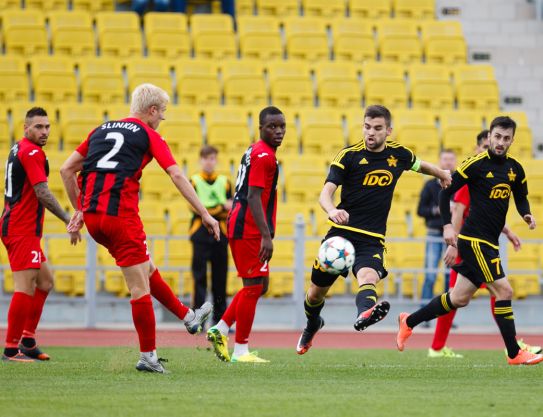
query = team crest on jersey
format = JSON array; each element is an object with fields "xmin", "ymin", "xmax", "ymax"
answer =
[
  {"xmin": 507, "ymin": 168, "xmax": 516, "ymax": 182},
  {"xmin": 363, "ymin": 170, "xmax": 393, "ymax": 186},
  {"xmin": 387, "ymin": 155, "xmax": 398, "ymax": 167},
  {"xmin": 489, "ymin": 183, "xmax": 511, "ymax": 199}
]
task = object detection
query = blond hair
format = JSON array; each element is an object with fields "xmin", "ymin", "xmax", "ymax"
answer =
[{"xmin": 130, "ymin": 83, "xmax": 169, "ymax": 114}]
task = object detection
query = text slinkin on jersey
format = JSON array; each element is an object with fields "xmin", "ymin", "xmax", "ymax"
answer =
[
  {"xmin": 453, "ymin": 151, "xmax": 528, "ymax": 246},
  {"xmin": 77, "ymin": 118, "xmax": 176, "ymax": 217},
  {"xmin": 227, "ymin": 140, "xmax": 279, "ymax": 239},
  {"xmin": 326, "ymin": 140, "xmax": 417, "ymax": 239},
  {"xmin": 1, "ymin": 138, "xmax": 49, "ymax": 237}
]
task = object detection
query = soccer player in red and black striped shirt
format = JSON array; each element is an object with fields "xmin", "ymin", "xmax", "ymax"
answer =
[
  {"xmin": 1, "ymin": 107, "xmax": 81, "ymax": 362},
  {"xmin": 60, "ymin": 84, "xmax": 220, "ymax": 373},
  {"xmin": 207, "ymin": 106, "xmax": 284, "ymax": 363}
]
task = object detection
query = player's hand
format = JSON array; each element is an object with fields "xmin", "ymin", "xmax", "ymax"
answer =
[
  {"xmin": 328, "ymin": 209, "xmax": 349, "ymax": 225},
  {"xmin": 69, "ymin": 231, "xmax": 81, "ymax": 246},
  {"xmin": 443, "ymin": 224, "xmax": 457, "ymax": 247},
  {"xmin": 504, "ymin": 230, "xmax": 522, "ymax": 252},
  {"xmin": 439, "ymin": 169, "xmax": 452, "ymax": 188},
  {"xmin": 202, "ymin": 213, "xmax": 220, "ymax": 241},
  {"xmin": 443, "ymin": 245, "xmax": 457, "ymax": 267},
  {"xmin": 259, "ymin": 235, "xmax": 273, "ymax": 263},
  {"xmin": 523, "ymin": 214, "xmax": 536, "ymax": 230},
  {"xmin": 67, "ymin": 210, "xmax": 84, "ymax": 233}
]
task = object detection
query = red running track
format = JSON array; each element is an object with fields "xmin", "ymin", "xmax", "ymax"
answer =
[{"xmin": 1, "ymin": 329, "xmax": 541, "ymax": 350}]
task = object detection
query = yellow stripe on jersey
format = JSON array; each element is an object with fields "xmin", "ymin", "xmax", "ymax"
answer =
[
  {"xmin": 471, "ymin": 241, "xmax": 494, "ymax": 282},
  {"xmin": 457, "ymin": 151, "xmax": 489, "ymax": 178},
  {"xmin": 331, "ymin": 142, "xmax": 365, "ymax": 169},
  {"xmin": 327, "ymin": 220, "xmax": 386, "ymax": 239},
  {"xmin": 458, "ymin": 234, "xmax": 499, "ymax": 250}
]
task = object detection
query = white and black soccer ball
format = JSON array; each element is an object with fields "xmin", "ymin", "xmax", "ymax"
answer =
[{"xmin": 317, "ymin": 236, "xmax": 355, "ymax": 275}]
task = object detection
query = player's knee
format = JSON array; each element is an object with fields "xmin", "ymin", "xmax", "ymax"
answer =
[
  {"xmin": 307, "ymin": 284, "xmax": 326, "ymax": 304},
  {"xmin": 38, "ymin": 279, "xmax": 53, "ymax": 293},
  {"xmin": 495, "ymin": 283, "xmax": 513, "ymax": 300},
  {"xmin": 450, "ymin": 293, "xmax": 470, "ymax": 308}
]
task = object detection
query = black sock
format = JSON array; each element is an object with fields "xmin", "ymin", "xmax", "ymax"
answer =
[
  {"xmin": 406, "ymin": 293, "xmax": 456, "ymax": 328},
  {"xmin": 304, "ymin": 293, "xmax": 325, "ymax": 324},
  {"xmin": 21, "ymin": 337, "xmax": 36, "ymax": 348},
  {"xmin": 493, "ymin": 300, "xmax": 520, "ymax": 358},
  {"xmin": 356, "ymin": 284, "xmax": 377, "ymax": 316},
  {"xmin": 3, "ymin": 347, "xmax": 18, "ymax": 357}
]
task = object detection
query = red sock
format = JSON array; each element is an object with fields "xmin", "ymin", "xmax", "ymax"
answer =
[
  {"xmin": 22, "ymin": 288, "xmax": 49, "ymax": 339},
  {"xmin": 490, "ymin": 296, "xmax": 496, "ymax": 325},
  {"xmin": 149, "ymin": 269, "xmax": 189, "ymax": 320},
  {"xmin": 431, "ymin": 309, "xmax": 457, "ymax": 350},
  {"xmin": 235, "ymin": 284, "xmax": 263, "ymax": 344},
  {"xmin": 130, "ymin": 294, "xmax": 156, "ymax": 352},
  {"xmin": 221, "ymin": 289, "xmax": 242, "ymax": 327},
  {"xmin": 5, "ymin": 292, "xmax": 33, "ymax": 348}
]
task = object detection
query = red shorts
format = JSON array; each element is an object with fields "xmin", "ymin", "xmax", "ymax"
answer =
[
  {"xmin": 229, "ymin": 238, "xmax": 269, "ymax": 278},
  {"xmin": 1, "ymin": 235, "xmax": 46, "ymax": 272},
  {"xmin": 84, "ymin": 213, "xmax": 149, "ymax": 267}
]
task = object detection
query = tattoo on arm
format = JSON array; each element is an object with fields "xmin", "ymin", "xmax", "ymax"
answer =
[{"xmin": 34, "ymin": 182, "xmax": 70, "ymax": 224}]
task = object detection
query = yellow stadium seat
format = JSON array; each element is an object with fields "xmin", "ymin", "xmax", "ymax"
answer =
[
  {"xmin": 394, "ymin": 241, "xmax": 425, "ymax": 298},
  {"xmin": 408, "ymin": 63, "xmax": 454, "ymax": 110},
  {"xmin": 221, "ymin": 59, "xmax": 267, "ymax": 106},
  {"xmin": 236, "ymin": 0, "xmax": 255, "ymax": 15},
  {"xmin": 392, "ymin": 0, "xmax": 434, "ymax": 19},
  {"xmin": 126, "ymin": 57, "xmax": 173, "ymax": 98},
  {"xmin": 421, "ymin": 20, "xmax": 466, "ymax": 65},
  {"xmin": 283, "ymin": 16, "xmax": 329, "ymax": 61},
  {"xmin": 0, "ymin": 1, "xmax": 20, "ymax": 10},
  {"xmin": 30, "ymin": 56, "xmax": 77, "ymax": 103},
  {"xmin": 175, "ymin": 58, "xmax": 220, "ymax": 105},
  {"xmin": 279, "ymin": 154, "xmax": 329, "ymax": 175},
  {"xmin": 299, "ymin": 107, "xmax": 345, "ymax": 155},
  {"xmin": 377, "ymin": 19, "xmax": 422, "ymax": 64},
  {"xmin": 238, "ymin": 15, "xmax": 283, "ymax": 61},
  {"xmin": 314, "ymin": 61, "xmax": 361, "ymax": 107},
  {"xmin": 349, "ymin": 0, "xmax": 391, "ymax": 18},
  {"xmin": 275, "ymin": 203, "xmax": 308, "ymax": 236},
  {"xmin": 256, "ymin": 0, "xmax": 299, "ymax": 15},
  {"xmin": 250, "ymin": 106, "xmax": 298, "ymax": 154},
  {"xmin": 72, "ymin": 0, "xmax": 114, "ymax": 12},
  {"xmin": 362, "ymin": 61, "xmax": 407, "ymax": 108},
  {"xmin": 0, "ymin": 56, "xmax": 28, "ymax": 103},
  {"xmin": 344, "ymin": 108, "xmax": 365, "ymax": 145},
  {"xmin": 394, "ymin": 171, "xmax": 425, "ymax": 204},
  {"xmin": 205, "ymin": 106, "xmax": 252, "ymax": 155},
  {"xmin": 58, "ymin": 103, "xmax": 104, "ymax": 151},
  {"xmin": 167, "ymin": 201, "xmax": 193, "ymax": 235},
  {"xmin": 26, "ymin": 0, "xmax": 68, "ymax": 10},
  {"xmin": 331, "ymin": 17, "xmax": 375, "ymax": 63},
  {"xmin": 285, "ymin": 171, "xmax": 325, "ymax": 203},
  {"xmin": 104, "ymin": 270, "xmax": 130, "ymax": 297},
  {"xmin": 141, "ymin": 168, "xmax": 180, "ymax": 202},
  {"xmin": 440, "ymin": 110, "xmax": 484, "ymax": 158},
  {"xmin": 49, "ymin": 10, "xmax": 95, "ymax": 57},
  {"xmin": 393, "ymin": 109, "xmax": 439, "ymax": 161},
  {"xmin": 191, "ymin": 14, "xmax": 236, "ymax": 59},
  {"xmin": 48, "ymin": 238, "xmax": 88, "ymax": 296},
  {"xmin": 0, "ymin": 119, "xmax": 11, "ymax": 151},
  {"xmin": 79, "ymin": 57, "xmax": 125, "ymax": 104},
  {"xmin": 105, "ymin": 104, "xmax": 131, "ymax": 121},
  {"xmin": 95, "ymin": 11, "xmax": 142, "ymax": 58},
  {"xmin": 155, "ymin": 239, "xmax": 192, "ymax": 267},
  {"xmin": 144, "ymin": 12, "xmax": 190, "ymax": 60},
  {"xmin": 454, "ymin": 64, "xmax": 500, "ymax": 110},
  {"xmin": 302, "ymin": 0, "xmax": 346, "ymax": 17},
  {"xmin": 2, "ymin": 10, "xmax": 48, "ymax": 56},
  {"xmin": 267, "ymin": 60, "xmax": 313, "ymax": 107},
  {"xmin": 157, "ymin": 106, "xmax": 203, "ymax": 156}
]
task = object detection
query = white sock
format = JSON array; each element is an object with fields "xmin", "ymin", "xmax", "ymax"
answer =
[
  {"xmin": 215, "ymin": 320, "xmax": 230, "ymax": 336},
  {"xmin": 233, "ymin": 343, "xmax": 249, "ymax": 358},
  {"xmin": 183, "ymin": 309, "xmax": 195, "ymax": 322},
  {"xmin": 141, "ymin": 350, "xmax": 158, "ymax": 362}
]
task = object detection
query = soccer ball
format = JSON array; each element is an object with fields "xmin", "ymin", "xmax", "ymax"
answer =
[{"xmin": 317, "ymin": 236, "xmax": 355, "ymax": 275}]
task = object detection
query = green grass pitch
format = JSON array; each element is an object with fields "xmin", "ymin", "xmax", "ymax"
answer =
[{"xmin": 1, "ymin": 347, "xmax": 541, "ymax": 417}]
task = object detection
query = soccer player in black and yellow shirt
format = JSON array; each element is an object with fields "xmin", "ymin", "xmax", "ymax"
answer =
[
  {"xmin": 296, "ymin": 105, "xmax": 452, "ymax": 355},
  {"xmin": 397, "ymin": 116, "xmax": 543, "ymax": 365}
]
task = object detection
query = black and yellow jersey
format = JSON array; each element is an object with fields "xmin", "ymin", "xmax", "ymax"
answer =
[
  {"xmin": 325, "ymin": 140, "xmax": 417, "ymax": 239},
  {"xmin": 439, "ymin": 150, "xmax": 530, "ymax": 247}
]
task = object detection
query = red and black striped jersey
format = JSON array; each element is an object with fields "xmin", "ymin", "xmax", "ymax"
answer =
[
  {"xmin": 76, "ymin": 118, "xmax": 176, "ymax": 217},
  {"xmin": 227, "ymin": 140, "xmax": 278, "ymax": 239},
  {"xmin": 1, "ymin": 138, "xmax": 49, "ymax": 237}
]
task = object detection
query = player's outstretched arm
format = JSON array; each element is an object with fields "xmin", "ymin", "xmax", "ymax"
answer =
[
  {"xmin": 34, "ymin": 182, "xmax": 70, "ymax": 225},
  {"xmin": 247, "ymin": 185, "xmax": 273, "ymax": 263},
  {"xmin": 319, "ymin": 182, "xmax": 349, "ymax": 225},
  {"xmin": 166, "ymin": 165, "xmax": 220, "ymax": 241},
  {"xmin": 417, "ymin": 160, "xmax": 452, "ymax": 188},
  {"xmin": 60, "ymin": 151, "xmax": 84, "ymax": 212},
  {"xmin": 502, "ymin": 225, "xmax": 522, "ymax": 251}
]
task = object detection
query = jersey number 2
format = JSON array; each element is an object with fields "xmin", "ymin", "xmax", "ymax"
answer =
[
  {"xmin": 4, "ymin": 161, "xmax": 13, "ymax": 197},
  {"xmin": 97, "ymin": 132, "xmax": 124, "ymax": 169}
]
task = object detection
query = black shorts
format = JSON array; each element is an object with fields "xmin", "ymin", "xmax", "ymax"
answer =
[
  {"xmin": 452, "ymin": 236, "xmax": 505, "ymax": 288},
  {"xmin": 311, "ymin": 227, "xmax": 388, "ymax": 288}
]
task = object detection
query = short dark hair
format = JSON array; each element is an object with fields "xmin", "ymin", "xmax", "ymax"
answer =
[
  {"xmin": 364, "ymin": 105, "xmax": 391, "ymax": 127},
  {"xmin": 200, "ymin": 145, "xmax": 218, "ymax": 158},
  {"xmin": 259, "ymin": 106, "xmax": 283, "ymax": 125},
  {"xmin": 476, "ymin": 129, "xmax": 489, "ymax": 146},
  {"xmin": 489, "ymin": 116, "xmax": 516, "ymax": 136},
  {"xmin": 25, "ymin": 107, "xmax": 48, "ymax": 120}
]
